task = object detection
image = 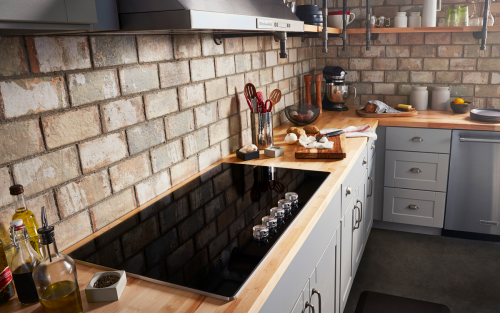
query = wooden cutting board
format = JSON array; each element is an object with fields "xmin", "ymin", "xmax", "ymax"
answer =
[
  {"xmin": 356, "ymin": 108, "xmax": 418, "ymax": 117},
  {"xmin": 295, "ymin": 134, "xmax": 347, "ymax": 159}
]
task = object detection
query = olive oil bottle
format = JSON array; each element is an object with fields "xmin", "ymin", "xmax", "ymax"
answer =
[
  {"xmin": 10, "ymin": 185, "xmax": 40, "ymax": 255},
  {"xmin": 33, "ymin": 207, "xmax": 83, "ymax": 313},
  {"xmin": 0, "ymin": 238, "xmax": 15, "ymax": 306}
]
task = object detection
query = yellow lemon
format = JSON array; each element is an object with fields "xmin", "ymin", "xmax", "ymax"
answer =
[{"xmin": 454, "ymin": 98, "xmax": 465, "ymax": 104}]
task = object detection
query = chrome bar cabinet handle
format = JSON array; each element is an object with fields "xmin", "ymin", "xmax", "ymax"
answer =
[
  {"xmin": 410, "ymin": 168, "xmax": 422, "ymax": 173},
  {"xmin": 312, "ymin": 289, "xmax": 321, "ymax": 313},
  {"xmin": 367, "ymin": 177, "xmax": 373, "ymax": 197},
  {"xmin": 411, "ymin": 137, "xmax": 423, "ymax": 142},
  {"xmin": 305, "ymin": 301, "xmax": 315, "ymax": 313},
  {"xmin": 408, "ymin": 204, "xmax": 419, "ymax": 210}
]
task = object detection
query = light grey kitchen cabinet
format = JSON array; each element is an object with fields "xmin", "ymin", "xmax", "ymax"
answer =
[
  {"xmin": 386, "ymin": 127, "xmax": 452, "ymax": 154},
  {"xmin": 340, "ymin": 196, "xmax": 354, "ymax": 313},
  {"xmin": 341, "ymin": 144, "xmax": 369, "ymax": 217},
  {"xmin": 352, "ymin": 170, "xmax": 367, "ymax": 278},
  {"xmin": 309, "ymin": 228, "xmax": 340, "ymax": 313},
  {"xmin": 384, "ymin": 151, "xmax": 449, "ymax": 192},
  {"xmin": 291, "ymin": 280, "xmax": 310, "ymax": 313},
  {"xmin": 365, "ymin": 154, "xmax": 375, "ymax": 241},
  {"xmin": 383, "ymin": 187, "xmax": 446, "ymax": 228}
]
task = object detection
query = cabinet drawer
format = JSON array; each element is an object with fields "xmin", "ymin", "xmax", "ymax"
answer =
[
  {"xmin": 383, "ymin": 187, "xmax": 446, "ymax": 228},
  {"xmin": 386, "ymin": 127, "xmax": 451, "ymax": 153},
  {"xmin": 384, "ymin": 151, "xmax": 449, "ymax": 192},
  {"xmin": 342, "ymin": 144, "xmax": 368, "ymax": 217}
]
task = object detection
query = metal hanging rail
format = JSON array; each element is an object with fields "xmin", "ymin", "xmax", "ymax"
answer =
[{"xmin": 366, "ymin": 0, "xmax": 371, "ymax": 50}]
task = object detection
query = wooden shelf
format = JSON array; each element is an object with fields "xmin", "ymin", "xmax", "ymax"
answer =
[{"xmin": 303, "ymin": 25, "xmax": 500, "ymax": 34}]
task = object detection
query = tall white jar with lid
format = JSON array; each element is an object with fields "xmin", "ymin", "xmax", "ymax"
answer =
[
  {"xmin": 410, "ymin": 86, "xmax": 429, "ymax": 110},
  {"xmin": 408, "ymin": 12, "xmax": 422, "ymax": 27},
  {"xmin": 395, "ymin": 12, "xmax": 408, "ymax": 27},
  {"xmin": 431, "ymin": 86, "xmax": 451, "ymax": 111}
]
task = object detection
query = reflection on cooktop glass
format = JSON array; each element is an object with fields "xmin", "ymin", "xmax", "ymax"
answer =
[{"xmin": 69, "ymin": 163, "xmax": 330, "ymax": 300}]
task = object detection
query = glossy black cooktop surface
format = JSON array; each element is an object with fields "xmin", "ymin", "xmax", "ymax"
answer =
[{"xmin": 69, "ymin": 163, "xmax": 330, "ymax": 300}]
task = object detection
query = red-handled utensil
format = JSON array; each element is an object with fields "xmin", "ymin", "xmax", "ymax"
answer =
[{"xmin": 244, "ymin": 94, "xmax": 254, "ymax": 113}]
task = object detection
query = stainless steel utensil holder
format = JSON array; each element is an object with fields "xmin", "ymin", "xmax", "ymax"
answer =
[{"xmin": 251, "ymin": 112, "xmax": 273, "ymax": 149}]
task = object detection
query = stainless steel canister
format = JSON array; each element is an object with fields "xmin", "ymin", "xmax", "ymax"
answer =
[{"xmin": 251, "ymin": 112, "xmax": 273, "ymax": 150}]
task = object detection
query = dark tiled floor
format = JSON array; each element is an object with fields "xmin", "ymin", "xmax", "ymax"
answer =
[{"xmin": 345, "ymin": 228, "xmax": 500, "ymax": 313}]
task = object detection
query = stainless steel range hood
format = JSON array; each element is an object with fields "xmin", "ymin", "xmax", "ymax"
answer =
[{"xmin": 117, "ymin": 0, "xmax": 304, "ymax": 33}]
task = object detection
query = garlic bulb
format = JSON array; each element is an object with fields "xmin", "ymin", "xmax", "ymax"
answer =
[
  {"xmin": 316, "ymin": 142, "xmax": 334, "ymax": 149},
  {"xmin": 285, "ymin": 133, "xmax": 298, "ymax": 144},
  {"xmin": 239, "ymin": 143, "xmax": 258, "ymax": 153},
  {"xmin": 319, "ymin": 136, "xmax": 329, "ymax": 143}
]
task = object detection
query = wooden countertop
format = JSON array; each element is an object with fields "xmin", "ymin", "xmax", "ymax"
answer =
[{"xmin": 6, "ymin": 108, "xmax": 499, "ymax": 313}]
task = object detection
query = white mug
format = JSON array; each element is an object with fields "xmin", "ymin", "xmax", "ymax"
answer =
[{"xmin": 328, "ymin": 11, "xmax": 356, "ymax": 29}]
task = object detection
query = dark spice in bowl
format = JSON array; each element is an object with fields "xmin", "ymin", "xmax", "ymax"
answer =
[{"xmin": 94, "ymin": 275, "xmax": 120, "ymax": 288}]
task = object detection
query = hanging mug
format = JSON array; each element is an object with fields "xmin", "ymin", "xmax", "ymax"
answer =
[{"xmin": 328, "ymin": 10, "xmax": 356, "ymax": 29}]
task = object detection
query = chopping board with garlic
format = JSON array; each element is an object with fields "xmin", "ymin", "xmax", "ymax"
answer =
[{"xmin": 294, "ymin": 132, "xmax": 347, "ymax": 159}]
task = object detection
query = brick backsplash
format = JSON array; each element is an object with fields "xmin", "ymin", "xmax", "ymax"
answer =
[{"xmin": 0, "ymin": 34, "xmax": 315, "ymax": 250}]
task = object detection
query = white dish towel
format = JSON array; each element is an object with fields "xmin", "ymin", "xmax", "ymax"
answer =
[{"xmin": 320, "ymin": 124, "xmax": 377, "ymax": 140}]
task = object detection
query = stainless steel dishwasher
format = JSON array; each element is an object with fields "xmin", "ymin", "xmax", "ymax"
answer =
[{"xmin": 445, "ymin": 130, "xmax": 500, "ymax": 236}]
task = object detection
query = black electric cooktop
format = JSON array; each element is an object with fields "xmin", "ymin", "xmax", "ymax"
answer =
[{"xmin": 70, "ymin": 163, "xmax": 330, "ymax": 301}]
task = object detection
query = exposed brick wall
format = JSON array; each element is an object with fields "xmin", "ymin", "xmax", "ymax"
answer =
[
  {"xmin": 320, "ymin": 1, "xmax": 500, "ymax": 108},
  {"xmin": 0, "ymin": 34, "xmax": 316, "ymax": 250}
]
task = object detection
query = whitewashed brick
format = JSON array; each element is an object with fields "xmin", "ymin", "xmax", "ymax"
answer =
[
  {"xmin": 199, "ymin": 145, "xmax": 221, "ymax": 171},
  {"xmin": 273, "ymin": 66, "xmax": 284, "ymax": 81},
  {"xmin": 229, "ymin": 114, "xmax": 242, "ymax": 135},
  {"xmin": 201, "ymin": 34, "xmax": 224, "ymax": 56},
  {"xmin": 151, "ymin": 139, "xmax": 184, "ymax": 172},
  {"xmin": 12, "ymin": 146, "xmax": 80, "ymax": 196},
  {"xmin": 289, "ymin": 49, "xmax": 297, "ymax": 62},
  {"xmin": 252, "ymin": 52, "xmax": 266, "ymax": 69},
  {"xmin": 220, "ymin": 135, "xmax": 239, "ymax": 157},
  {"xmin": 165, "ymin": 110, "xmax": 195, "ymax": 139},
  {"xmin": 0, "ymin": 37, "xmax": 29, "ymax": 77},
  {"xmin": 410, "ymin": 71, "xmax": 434, "ymax": 83},
  {"xmin": 137, "ymin": 35, "xmax": 173, "ymax": 63},
  {"xmin": 110, "ymin": 153, "xmax": 151, "ymax": 192},
  {"xmin": 463, "ymin": 72, "xmax": 489, "ymax": 84},
  {"xmin": 266, "ymin": 50, "xmax": 278, "ymax": 67},
  {"xmin": 492, "ymin": 73, "xmax": 500, "ymax": 84},
  {"xmin": 27, "ymin": 36, "xmax": 91, "ymax": 73},
  {"xmin": 170, "ymin": 157, "xmax": 198, "ymax": 186},
  {"xmin": 209, "ymin": 119, "xmax": 230, "ymax": 144},
  {"xmin": 67, "ymin": 69, "xmax": 120, "ymax": 106},
  {"xmin": 55, "ymin": 211, "xmax": 93, "ymax": 250},
  {"xmin": 245, "ymin": 71, "xmax": 260, "ymax": 87},
  {"xmin": 174, "ymin": 35, "xmax": 201, "ymax": 59},
  {"xmin": 260, "ymin": 68, "xmax": 273, "ymax": 85},
  {"xmin": 144, "ymin": 88, "xmax": 179, "ymax": 120},
  {"xmin": 101, "ymin": 97, "xmax": 145, "ymax": 132},
  {"xmin": 135, "ymin": 171, "xmax": 171, "ymax": 205},
  {"xmin": 90, "ymin": 36, "xmax": 137, "ymax": 67},
  {"xmin": 151, "ymin": 139, "xmax": 184, "ymax": 173},
  {"xmin": 224, "ymin": 38, "xmax": 242, "ymax": 54},
  {"xmin": 302, "ymin": 60, "xmax": 310, "ymax": 73},
  {"xmin": 127, "ymin": 119, "xmax": 166, "ymax": 154},
  {"xmin": 56, "ymin": 170, "xmax": 112, "ymax": 218},
  {"xmin": 205, "ymin": 78, "xmax": 227, "ymax": 102},
  {"xmin": 0, "ymin": 167, "xmax": 12, "ymax": 208},
  {"xmin": 0, "ymin": 76, "xmax": 68, "ymax": 119},
  {"xmin": 241, "ymin": 128, "xmax": 252, "ymax": 146},
  {"xmin": 243, "ymin": 37, "xmax": 258, "ymax": 52},
  {"xmin": 79, "ymin": 132, "xmax": 128, "ymax": 173},
  {"xmin": 373, "ymin": 83, "xmax": 396, "ymax": 94},
  {"xmin": 0, "ymin": 119, "xmax": 44, "ymax": 165},
  {"xmin": 215, "ymin": 56, "xmax": 236, "ymax": 77},
  {"xmin": 227, "ymin": 74, "xmax": 245, "ymax": 94},
  {"xmin": 195, "ymin": 102, "xmax": 218, "ymax": 128},
  {"xmin": 218, "ymin": 96, "xmax": 238, "ymax": 119},
  {"xmin": 42, "ymin": 106, "xmax": 101, "ymax": 149},
  {"xmin": 119, "ymin": 64, "xmax": 159, "ymax": 95},
  {"xmin": 235, "ymin": 54, "xmax": 252, "ymax": 73},
  {"xmin": 284, "ymin": 64, "xmax": 294, "ymax": 79},
  {"xmin": 183, "ymin": 128, "xmax": 209, "ymax": 157},
  {"xmin": 178, "ymin": 83, "xmax": 205, "ymax": 109},
  {"xmin": 159, "ymin": 61, "xmax": 190, "ymax": 88},
  {"xmin": 90, "ymin": 188, "xmax": 136, "ymax": 230},
  {"xmin": 190, "ymin": 58, "xmax": 215, "ymax": 82}
]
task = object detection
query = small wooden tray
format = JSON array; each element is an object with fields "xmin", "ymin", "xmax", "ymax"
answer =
[
  {"xmin": 356, "ymin": 108, "xmax": 418, "ymax": 117},
  {"xmin": 295, "ymin": 134, "xmax": 347, "ymax": 159}
]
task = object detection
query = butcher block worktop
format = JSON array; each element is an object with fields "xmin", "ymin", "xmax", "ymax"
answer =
[{"xmin": 6, "ymin": 108, "xmax": 498, "ymax": 313}]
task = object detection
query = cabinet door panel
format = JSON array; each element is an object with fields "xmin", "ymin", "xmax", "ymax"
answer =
[
  {"xmin": 352, "ymin": 171, "xmax": 367, "ymax": 277},
  {"xmin": 310, "ymin": 230, "xmax": 338, "ymax": 313},
  {"xmin": 0, "ymin": 0, "xmax": 67, "ymax": 22},
  {"xmin": 340, "ymin": 199, "xmax": 354, "ymax": 312},
  {"xmin": 365, "ymin": 155, "xmax": 375, "ymax": 243}
]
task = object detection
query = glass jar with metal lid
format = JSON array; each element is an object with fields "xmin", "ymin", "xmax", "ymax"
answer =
[
  {"xmin": 277, "ymin": 199, "xmax": 292, "ymax": 216},
  {"xmin": 270, "ymin": 207, "xmax": 285, "ymax": 225},
  {"xmin": 252, "ymin": 225, "xmax": 269, "ymax": 242},
  {"xmin": 285, "ymin": 192, "xmax": 299, "ymax": 210}
]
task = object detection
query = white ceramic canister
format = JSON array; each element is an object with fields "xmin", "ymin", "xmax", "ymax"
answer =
[
  {"xmin": 410, "ymin": 86, "xmax": 429, "ymax": 110},
  {"xmin": 394, "ymin": 12, "xmax": 408, "ymax": 27},
  {"xmin": 431, "ymin": 86, "xmax": 451, "ymax": 111},
  {"xmin": 408, "ymin": 12, "xmax": 422, "ymax": 27}
]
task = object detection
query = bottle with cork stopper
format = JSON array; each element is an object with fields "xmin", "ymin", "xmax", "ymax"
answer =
[{"xmin": 10, "ymin": 185, "xmax": 40, "ymax": 256}]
